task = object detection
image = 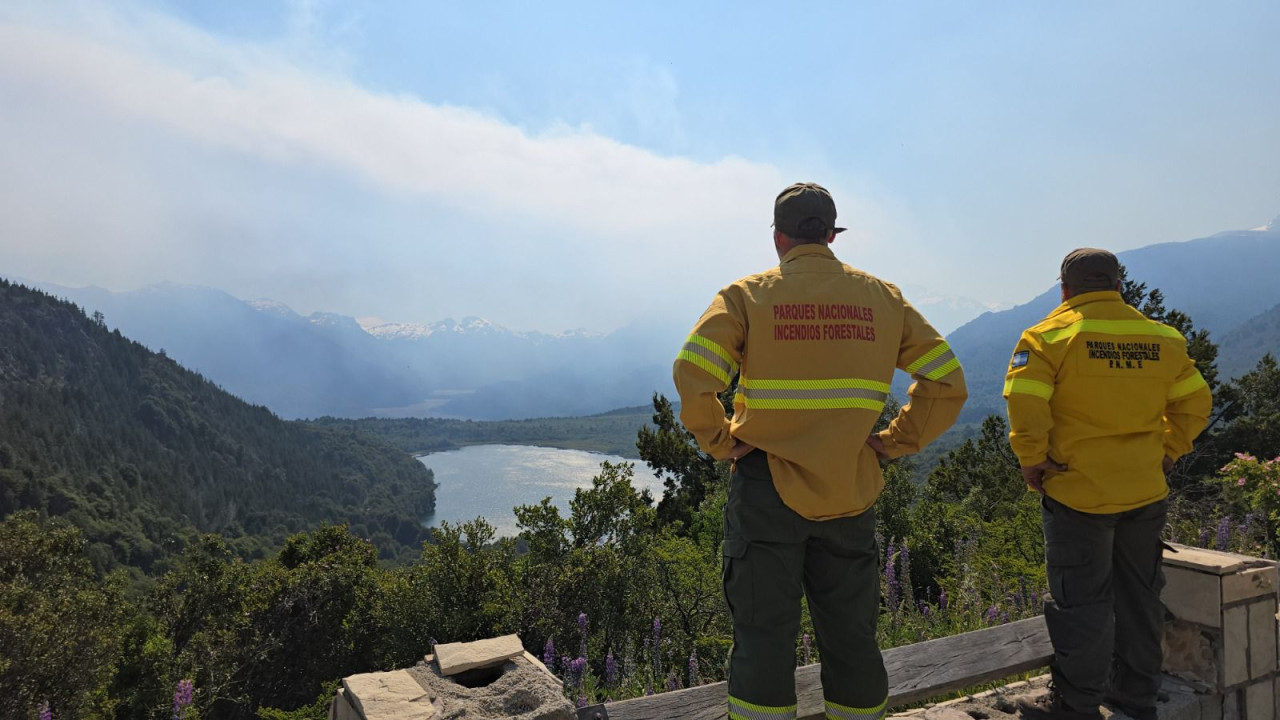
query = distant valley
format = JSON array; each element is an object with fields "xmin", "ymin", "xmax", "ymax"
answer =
[{"xmin": 23, "ymin": 216, "xmax": 1279, "ymax": 424}]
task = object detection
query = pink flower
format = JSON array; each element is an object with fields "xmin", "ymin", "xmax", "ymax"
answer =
[{"xmin": 1238, "ymin": 478, "xmax": 1247, "ymax": 486}]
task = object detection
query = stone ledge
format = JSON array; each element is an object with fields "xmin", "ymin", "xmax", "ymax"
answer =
[
  {"xmin": 434, "ymin": 633, "xmax": 525, "ymax": 676},
  {"xmin": 341, "ymin": 670, "xmax": 436, "ymax": 719},
  {"xmin": 1163, "ymin": 544, "xmax": 1276, "ymax": 576}
]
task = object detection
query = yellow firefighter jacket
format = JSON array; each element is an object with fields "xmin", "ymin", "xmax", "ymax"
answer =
[
  {"xmin": 673, "ymin": 244, "xmax": 967, "ymax": 520},
  {"xmin": 1003, "ymin": 290, "xmax": 1212, "ymax": 514}
]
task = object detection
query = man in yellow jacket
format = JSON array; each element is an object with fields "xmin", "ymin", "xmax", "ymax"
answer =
[
  {"xmin": 1004, "ymin": 249, "xmax": 1212, "ymax": 720},
  {"xmin": 674, "ymin": 182, "xmax": 967, "ymax": 720}
]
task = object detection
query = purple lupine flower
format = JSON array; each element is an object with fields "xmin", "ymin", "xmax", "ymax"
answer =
[
  {"xmin": 1000, "ymin": 611, "xmax": 1010, "ymax": 625},
  {"xmin": 578, "ymin": 612, "xmax": 588, "ymax": 657},
  {"xmin": 802, "ymin": 633, "xmax": 812, "ymax": 665},
  {"xmin": 38, "ymin": 702, "xmax": 51, "ymax": 720},
  {"xmin": 688, "ymin": 650, "xmax": 699, "ymax": 687},
  {"xmin": 938, "ymin": 589, "xmax": 948, "ymax": 613},
  {"xmin": 560, "ymin": 653, "xmax": 574, "ymax": 686},
  {"xmin": 666, "ymin": 671, "xmax": 678, "ymax": 692},
  {"xmin": 984, "ymin": 605, "xmax": 999, "ymax": 625},
  {"xmin": 921, "ymin": 603, "xmax": 931, "ymax": 620},
  {"xmin": 172, "ymin": 679, "xmax": 194, "ymax": 720},
  {"xmin": 569, "ymin": 657, "xmax": 588, "ymax": 689},
  {"xmin": 651, "ymin": 617, "xmax": 662, "ymax": 677},
  {"xmin": 577, "ymin": 695, "xmax": 589, "ymax": 708},
  {"xmin": 899, "ymin": 542, "xmax": 912, "ymax": 603},
  {"xmin": 1198, "ymin": 526, "xmax": 1212, "ymax": 548},
  {"xmin": 605, "ymin": 649, "xmax": 617, "ymax": 686},
  {"xmin": 1217, "ymin": 516, "xmax": 1231, "ymax": 551},
  {"xmin": 543, "ymin": 637, "xmax": 556, "ymax": 668},
  {"xmin": 884, "ymin": 543, "xmax": 899, "ymax": 610}
]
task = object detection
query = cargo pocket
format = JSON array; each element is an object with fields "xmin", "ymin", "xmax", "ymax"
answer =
[
  {"xmin": 723, "ymin": 536, "xmax": 753, "ymax": 625},
  {"xmin": 1046, "ymin": 541, "xmax": 1092, "ymax": 608}
]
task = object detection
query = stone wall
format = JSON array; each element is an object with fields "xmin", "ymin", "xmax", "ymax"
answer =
[{"xmin": 1161, "ymin": 543, "xmax": 1279, "ymax": 720}]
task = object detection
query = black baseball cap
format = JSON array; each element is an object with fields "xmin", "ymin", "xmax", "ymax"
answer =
[
  {"xmin": 773, "ymin": 182, "xmax": 846, "ymax": 238},
  {"xmin": 1060, "ymin": 248, "xmax": 1120, "ymax": 291}
]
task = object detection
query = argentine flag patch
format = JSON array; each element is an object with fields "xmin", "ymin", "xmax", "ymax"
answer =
[{"xmin": 1010, "ymin": 351, "xmax": 1030, "ymax": 369}]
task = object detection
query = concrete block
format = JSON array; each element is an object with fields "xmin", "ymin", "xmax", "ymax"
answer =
[
  {"xmin": 330, "ymin": 689, "xmax": 362, "ymax": 720},
  {"xmin": 1249, "ymin": 599, "xmax": 1279, "ymax": 678},
  {"xmin": 1245, "ymin": 679, "xmax": 1275, "ymax": 720},
  {"xmin": 433, "ymin": 634, "xmax": 525, "ymax": 676},
  {"xmin": 1164, "ymin": 565, "xmax": 1223, "ymax": 627},
  {"xmin": 1226, "ymin": 605, "xmax": 1250, "ymax": 686},
  {"xmin": 343, "ymin": 671, "xmax": 435, "ymax": 719},
  {"xmin": 1227, "ymin": 689, "xmax": 1241, "ymax": 720},
  {"xmin": 1223, "ymin": 566, "xmax": 1279, "ymax": 604},
  {"xmin": 1164, "ymin": 543, "xmax": 1251, "ymax": 575}
]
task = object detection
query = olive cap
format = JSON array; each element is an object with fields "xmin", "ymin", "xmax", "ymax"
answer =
[
  {"xmin": 773, "ymin": 182, "xmax": 846, "ymax": 238},
  {"xmin": 1060, "ymin": 248, "xmax": 1120, "ymax": 292}
]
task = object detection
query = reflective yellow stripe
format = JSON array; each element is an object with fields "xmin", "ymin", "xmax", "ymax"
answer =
[
  {"xmin": 906, "ymin": 340, "xmax": 957, "ymax": 371},
  {"xmin": 1168, "ymin": 371, "xmax": 1208, "ymax": 400},
  {"xmin": 826, "ymin": 697, "xmax": 888, "ymax": 720},
  {"xmin": 919, "ymin": 355, "xmax": 961, "ymax": 381},
  {"xmin": 736, "ymin": 377, "xmax": 890, "ymax": 411},
  {"xmin": 728, "ymin": 695, "xmax": 797, "ymax": 720},
  {"xmin": 677, "ymin": 333, "xmax": 737, "ymax": 386},
  {"xmin": 1040, "ymin": 319, "xmax": 1183, "ymax": 344},
  {"xmin": 687, "ymin": 333, "xmax": 735, "ymax": 364},
  {"xmin": 1003, "ymin": 377, "xmax": 1054, "ymax": 400}
]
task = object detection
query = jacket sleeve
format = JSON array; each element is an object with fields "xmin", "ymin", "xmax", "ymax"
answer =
[
  {"xmin": 1002, "ymin": 331, "xmax": 1057, "ymax": 467},
  {"xmin": 1163, "ymin": 356, "xmax": 1212, "ymax": 460},
  {"xmin": 673, "ymin": 288, "xmax": 746, "ymax": 460},
  {"xmin": 876, "ymin": 301, "xmax": 967, "ymax": 458}
]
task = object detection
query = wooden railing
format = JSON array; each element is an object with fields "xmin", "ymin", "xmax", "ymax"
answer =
[{"xmin": 578, "ymin": 616, "xmax": 1052, "ymax": 720}]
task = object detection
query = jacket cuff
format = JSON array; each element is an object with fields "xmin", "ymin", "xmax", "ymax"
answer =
[{"xmin": 876, "ymin": 430, "xmax": 910, "ymax": 460}]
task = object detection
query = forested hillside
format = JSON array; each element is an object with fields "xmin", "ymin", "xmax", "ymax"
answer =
[
  {"xmin": 309, "ymin": 405, "xmax": 654, "ymax": 459},
  {"xmin": 0, "ymin": 280, "xmax": 436, "ymax": 570},
  {"xmin": 5, "ymin": 274, "xmax": 1280, "ymax": 720}
]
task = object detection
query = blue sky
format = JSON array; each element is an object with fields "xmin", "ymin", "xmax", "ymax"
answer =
[{"xmin": 1, "ymin": 1, "xmax": 1277, "ymax": 333}]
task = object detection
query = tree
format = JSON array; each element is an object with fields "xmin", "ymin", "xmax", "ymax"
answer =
[
  {"xmin": 0, "ymin": 511, "xmax": 127, "ymax": 718},
  {"xmin": 636, "ymin": 393, "xmax": 728, "ymax": 531},
  {"xmin": 907, "ymin": 416, "xmax": 1044, "ymax": 601},
  {"xmin": 1217, "ymin": 354, "xmax": 1280, "ymax": 462}
]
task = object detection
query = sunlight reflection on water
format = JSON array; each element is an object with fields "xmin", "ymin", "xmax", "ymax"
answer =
[{"xmin": 418, "ymin": 445, "xmax": 664, "ymax": 538}]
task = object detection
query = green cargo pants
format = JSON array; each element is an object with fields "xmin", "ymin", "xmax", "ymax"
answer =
[
  {"xmin": 723, "ymin": 450, "xmax": 888, "ymax": 720},
  {"xmin": 1041, "ymin": 495, "xmax": 1167, "ymax": 711}
]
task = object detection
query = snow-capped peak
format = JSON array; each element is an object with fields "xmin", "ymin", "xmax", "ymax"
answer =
[{"xmin": 248, "ymin": 298, "xmax": 299, "ymax": 318}]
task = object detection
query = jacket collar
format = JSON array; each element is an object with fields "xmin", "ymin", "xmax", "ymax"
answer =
[
  {"xmin": 1049, "ymin": 290, "xmax": 1123, "ymax": 318},
  {"xmin": 780, "ymin": 244, "xmax": 837, "ymax": 264}
]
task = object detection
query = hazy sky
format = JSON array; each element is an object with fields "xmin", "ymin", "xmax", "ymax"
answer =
[{"xmin": 2, "ymin": 1, "xmax": 1277, "ymax": 333}]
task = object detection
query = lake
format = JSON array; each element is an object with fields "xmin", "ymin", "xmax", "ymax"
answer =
[{"xmin": 417, "ymin": 444, "xmax": 664, "ymax": 538}]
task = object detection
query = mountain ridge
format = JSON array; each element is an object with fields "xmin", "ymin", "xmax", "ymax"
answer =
[
  {"xmin": 945, "ymin": 224, "xmax": 1280, "ymax": 419},
  {"xmin": 0, "ymin": 278, "xmax": 437, "ymax": 570}
]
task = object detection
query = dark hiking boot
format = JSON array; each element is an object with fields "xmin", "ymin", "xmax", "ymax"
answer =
[
  {"xmin": 1016, "ymin": 690, "xmax": 1103, "ymax": 720},
  {"xmin": 1103, "ymin": 693, "xmax": 1158, "ymax": 720}
]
